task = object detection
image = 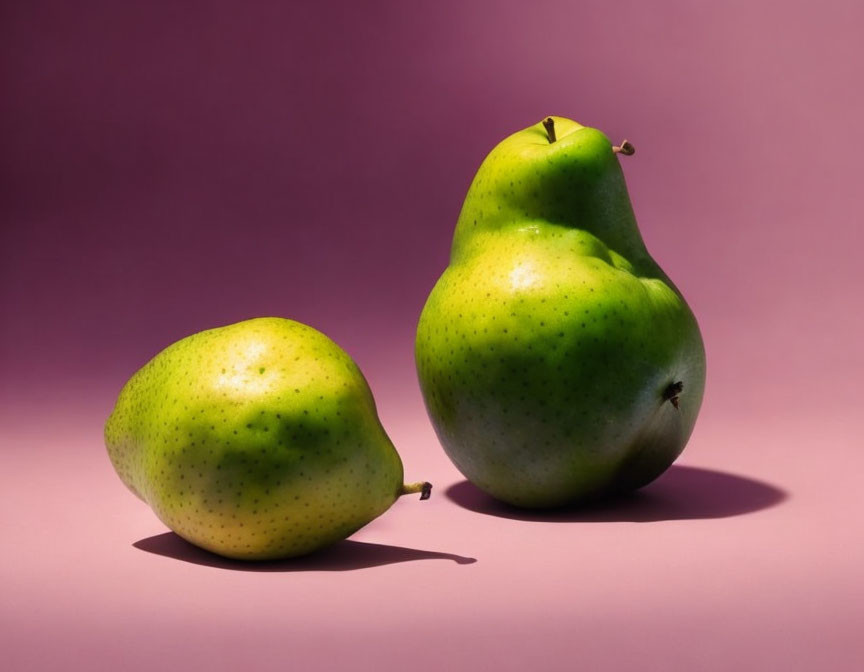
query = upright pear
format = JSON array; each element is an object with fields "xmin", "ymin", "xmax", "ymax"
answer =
[{"xmin": 416, "ymin": 116, "xmax": 706, "ymax": 508}]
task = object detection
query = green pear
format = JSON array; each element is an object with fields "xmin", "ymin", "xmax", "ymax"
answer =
[
  {"xmin": 106, "ymin": 317, "xmax": 430, "ymax": 560},
  {"xmin": 416, "ymin": 116, "xmax": 705, "ymax": 508}
]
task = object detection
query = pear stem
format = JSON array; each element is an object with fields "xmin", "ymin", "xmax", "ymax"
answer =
[
  {"xmin": 613, "ymin": 140, "xmax": 635, "ymax": 155},
  {"xmin": 401, "ymin": 482, "xmax": 433, "ymax": 500},
  {"xmin": 663, "ymin": 381, "xmax": 684, "ymax": 409},
  {"xmin": 542, "ymin": 117, "xmax": 556, "ymax": 143}
]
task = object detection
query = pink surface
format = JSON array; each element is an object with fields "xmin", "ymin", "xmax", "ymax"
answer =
[
  {"xmin": 3, "ymin": 386, "xmax": 863, "ymax": 671},
  {"xmin": 3, "ymin": 2, "xmax": 864, "ymax": 670}
]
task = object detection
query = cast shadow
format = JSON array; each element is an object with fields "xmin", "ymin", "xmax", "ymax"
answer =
[
  {"xmin": 445, "ymin": 465, "xmax": 787, "ymax": 522},
  {"xmin": 134, "ymin": 533, "xmax": 477, "ymax": 571}
]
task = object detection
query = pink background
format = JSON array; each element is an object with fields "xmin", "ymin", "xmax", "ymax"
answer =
[{"xmin": 2, "ymin": 1, "xmax": 863, "ymax": 670}]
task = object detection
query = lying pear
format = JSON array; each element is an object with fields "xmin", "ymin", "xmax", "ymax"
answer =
[
  {"xmin": 416, "ymin": 116, "xmax": 706, "ymax": 508},
  {"xmin": 106, "ymin": 317, "xmax": 430, "ymax": 560}
]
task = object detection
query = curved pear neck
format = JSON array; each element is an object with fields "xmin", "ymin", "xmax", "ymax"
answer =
[{"xmin": 450, "ymin": 120, "xmax": 654, "ymax": 274}]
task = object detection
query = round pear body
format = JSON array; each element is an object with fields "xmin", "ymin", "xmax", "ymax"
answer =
[
  {"xmin": 416, "ymin": 117, "xmax": 706, "ymax": 508},
  {"xmin": 106, "ymin": 317, "xmax": 417, "ymax": 560}
]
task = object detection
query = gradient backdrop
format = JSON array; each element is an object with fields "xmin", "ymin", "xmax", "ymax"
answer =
[{"xmin": 2, "ymin": 1, "xmax": 863, "ymax": 670}]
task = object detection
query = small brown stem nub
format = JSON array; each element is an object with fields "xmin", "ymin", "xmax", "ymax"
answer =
[
  {"xmin": 613, "ymin": 140, "xmax": 635, "ymax": 155},
  {"xmin": 542, "ymin": 117, "xmax": 556, "ymax": 143},
  {"xmin": 663, "ymin": 381, "xmax": 684, "ymax": 409},
  {"xmin": 401, "ymin": 482, "xmax": 433, "ymax": 500}
]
